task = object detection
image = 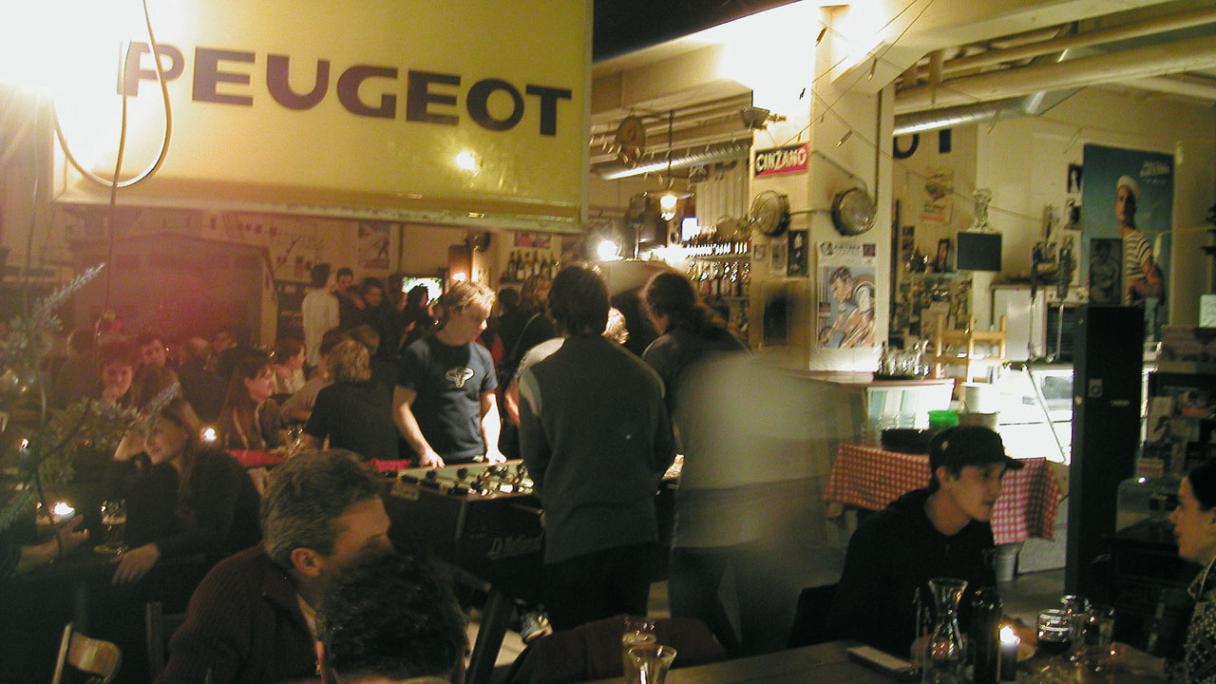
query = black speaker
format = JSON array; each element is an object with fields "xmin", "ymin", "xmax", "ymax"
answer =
[{"xmin": 1067, "ymin": 306, "xmax": 1144, "ymax": 594}]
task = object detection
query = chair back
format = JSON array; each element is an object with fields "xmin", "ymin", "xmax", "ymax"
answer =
[
  {"xmin": 146, "ymin": 601, "xmax": 188, "ymax": 681},
  {"xmin": 787, "ymin": 583, "xmax": 839, "ymax": 648},
  {"xmin": 51, "ymin": 623, "xmax": 122, "ymax": 684}
]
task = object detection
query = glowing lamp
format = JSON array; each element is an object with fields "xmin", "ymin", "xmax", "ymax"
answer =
[
  {"xmin": 200, "ymin": 426, "xmax": 218, "ymax": 444},
  {"xmin": 596, "ymin": 239, "xmax": 621, "ymax": 261},
  {"xmin": 659, "ymin": 192, "xmax": 679, "ymax": 221}
]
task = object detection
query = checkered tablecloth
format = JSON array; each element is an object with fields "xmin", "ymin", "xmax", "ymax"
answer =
[
  {"xmin": 823, "ymin": 443, "xmax": 1062, "ymax": 545},
  {"xmin": 228, "ymin": 449, "xmax": 407, "ymax": 473}
]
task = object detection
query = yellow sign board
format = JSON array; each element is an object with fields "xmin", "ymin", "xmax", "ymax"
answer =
[{"xmin": 50, "ymin": 1, "xmax": 590, "ymax": 232}]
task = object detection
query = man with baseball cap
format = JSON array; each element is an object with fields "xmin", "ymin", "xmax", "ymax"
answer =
[{"xmin": 827, "ymin": 426, "xmax": 1024, "ymax": 657}]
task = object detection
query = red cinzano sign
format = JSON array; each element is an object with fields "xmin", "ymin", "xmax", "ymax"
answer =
[{"xmin": 754, "ymin": 143, "xmax": 808, "ymax": 178}]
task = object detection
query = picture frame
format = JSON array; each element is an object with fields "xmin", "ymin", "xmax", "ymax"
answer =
[{"xmin": 934, "ymin": 238, "xmax": 952, "ymax": 273}]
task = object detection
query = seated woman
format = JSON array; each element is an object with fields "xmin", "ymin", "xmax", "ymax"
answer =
[
  {"xmin": 112, "ymin": 399, "xmax": 261, "ymax": 584},
  {"xmin": 218, "ymin": 351, "xmax": 285, "ymax": 450},
  {"xmin": 270, "ymin": 337, "xmax": 306, "ymax": 396},
  {"xmin": 1169, "ymin": 461, "xmax": 1216, "ymax": 683},
  {"xmin": 302, "ymin": 339, "xmax": 398, "ymax": 461}
]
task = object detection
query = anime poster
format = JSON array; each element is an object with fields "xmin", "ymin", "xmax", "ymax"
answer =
[
  {"xmin": 816, "ymin": 242, "xmax": 877, "ymax": 349},
  {"xmin": 1080, "ymin": 144, "xmax": 1172, "ymax": 339},
  {"xmin": 920, "ymin": 168, "xmax": 953, "ymax": 224},
  {"xmin": 358, "ymin": 222, "xmax": 392, "ymax": 271}
]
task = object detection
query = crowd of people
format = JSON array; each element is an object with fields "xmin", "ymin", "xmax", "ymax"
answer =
[{"xmin": 5, "ymin": 257, "xmax": 1216, "ymax": 683}]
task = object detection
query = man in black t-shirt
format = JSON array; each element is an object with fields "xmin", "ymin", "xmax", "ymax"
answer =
[{"xmin": 394, "ymin": 282, "xmax": 504, "ymax": 467}]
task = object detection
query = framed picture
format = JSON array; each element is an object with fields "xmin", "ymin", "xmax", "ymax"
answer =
[
  {"xmin": 770, "ymin": 241, "xmax": 788, "ymax": 276},
  {"xmin": 934, "ymin": 238, "xmax": 952, "ymax": 273},
  {"xmin": 787, "ymin": 230, "xmax": 809, "ymax": 277}
]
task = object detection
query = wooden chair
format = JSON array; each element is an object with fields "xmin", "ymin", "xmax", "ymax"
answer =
[
  {"xmin": 51, "ymin": 623, "xmax": 122, "ymax": 684},
  {"xmin": 145, "ymin": 601, "xmax": 188, "ymax": 681},
  {"xmin": 931, "ymin": 315, "xmax": 1008, "ymax": 382}
]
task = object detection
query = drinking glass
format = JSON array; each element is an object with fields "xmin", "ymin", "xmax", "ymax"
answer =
[
  {"xmin": 1032, "ymin": 609, "xmax": 1076, "ymax": 684},
  {"xmin": 1083, "ymin": 605, "xmax": 1116, "ymax": 672},
  {"xmin": 626, "ymin": 644, "xmax": 677, "ymax": 684},
  {"xmin": 96, "ymin": 499, "xmax": 127, "ymax": 555},
  {"xmin": 1058, "ymin": 595, "xmax": 1090, "ymax": 662},
  {"xmin": 621, "ymin": 616, "xmax": 657, "ymax": 683}
]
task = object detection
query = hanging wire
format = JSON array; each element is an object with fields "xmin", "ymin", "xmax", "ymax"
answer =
[{"xmin": 53, "ymin": 0, "xmax": 173, "ymax": 190}]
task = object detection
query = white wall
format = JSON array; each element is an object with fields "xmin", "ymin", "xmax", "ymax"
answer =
[{"xmin": 976, "ymin": 88, "xmax": 1216, "ymax": 325}]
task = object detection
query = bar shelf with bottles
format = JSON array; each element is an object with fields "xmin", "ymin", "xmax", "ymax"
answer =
[
  {"xmin": 681, "ymin": 232, "xmax": 751, "ymax": 338},
  {"xmin": 502, "ymin": 250, "xmax": 559, "ymax": 285}
]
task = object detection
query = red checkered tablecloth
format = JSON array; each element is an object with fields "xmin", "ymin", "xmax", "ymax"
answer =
[
  {"xmin": 228, "ymin": 450, "xmax": 407, "ymax": 474},
  {"xmin": 823, "ymin": 443, "xmax": 1062, "ymax": 545}
]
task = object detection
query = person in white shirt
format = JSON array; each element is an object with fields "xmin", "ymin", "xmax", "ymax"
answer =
[{"xmin": 303, "ymin": 263, "xmax": 340, "ymax": 369}]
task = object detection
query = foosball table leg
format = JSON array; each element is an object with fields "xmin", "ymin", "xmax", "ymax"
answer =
[{"xmin": 466, "ymin": 588, "xmax": 514, "ymax": 684}]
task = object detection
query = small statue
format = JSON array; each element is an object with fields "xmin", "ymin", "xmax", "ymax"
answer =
[{"xmin": 972, "ymin": 189, "xmax": 992, "ymax": 231}]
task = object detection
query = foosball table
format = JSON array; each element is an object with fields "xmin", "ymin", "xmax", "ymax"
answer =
[
  {"xmin": 386, "ymin": 460, "xmax": 545, "ymax": 600},
  {"xmin": 384, "ymin": 458, "xmax": 678, "ymax": 684},
  {"xmin": 385, "ymin": 460, "xmax": 546, "ymax": 684}
]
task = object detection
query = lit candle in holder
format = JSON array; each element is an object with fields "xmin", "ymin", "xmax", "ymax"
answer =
[
  {"xmin": 999, "ymin": 625, "xmax": 1020, "ymax": 681},
  {"xmin": 200, "ymin": 426, "xmax": 218, "ymax": 444}
]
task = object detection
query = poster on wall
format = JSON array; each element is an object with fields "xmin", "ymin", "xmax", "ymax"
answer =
[
  {"xmin": 358, "ymin": 222, "xmax": 393, "ymax": 271},
  {"xmin": 920, "ymin": 168, "xmax": 954, "ymax": 224},
  {"xmin": 1088, "ymin": 238, "xmax": 1122, "ymax": 305},
  {"xmin": 1080, "ymin": 144, "xmax": 1172, "ymax": 338},
  {"xmin": 816, "ymin": 242, "xmax": 877, "ymax": 349}
]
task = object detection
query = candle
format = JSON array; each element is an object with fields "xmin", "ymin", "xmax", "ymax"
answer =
[
  {"xmin": 200, "ymin": 426, "xmax": 218, "ymax": 444},
  {"xmin": 999, "ymin": 625, "xmax": 1020, "ymax": 681}
]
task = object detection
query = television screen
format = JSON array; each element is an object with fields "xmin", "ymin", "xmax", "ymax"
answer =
[{"xmin": 956, "ymin": 232, "xmax": 1002, "ymax": 272}]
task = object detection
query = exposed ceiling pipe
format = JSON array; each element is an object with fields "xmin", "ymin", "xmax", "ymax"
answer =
[
  {"xmin": 915, "ymin": 6, "xmax": 1216, "ymax": 78},
  {"xmin": 595, "ymin": 140, "xmax": 750, "ymax": 180},
  {"xmin": 896, "ymin": 33, "xmax": 1216, "ymax": 113},
  {"xmin": 893, "ymin": 89, "xmax": 1077, "ymax": 136},
  {"xmin": 1119, "ymin": 75, "xmax": 1216, "ymax": 101}
]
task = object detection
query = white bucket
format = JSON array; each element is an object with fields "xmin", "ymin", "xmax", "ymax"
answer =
[{"xmin": 962, "ymin": 382, "xmax": 997, "ymax": 414}]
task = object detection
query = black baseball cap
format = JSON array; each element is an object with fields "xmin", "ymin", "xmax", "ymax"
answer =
[{"xmin": 929, "ymin": 426, "xmax": 1024, "ymax": 472}]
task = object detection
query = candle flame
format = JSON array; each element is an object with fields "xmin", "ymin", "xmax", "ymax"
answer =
[{"xmin": 1000, "ymin": 625, "xmax": 1019, "ymax": 644}]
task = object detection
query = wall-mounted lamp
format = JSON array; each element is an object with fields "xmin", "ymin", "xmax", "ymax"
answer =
[
  {"xmin": 596, "ymin": 238, "xmax": 621, "ymax": 261},
  {"xmin": 448, "ymin": 244, "xmax": 472, "ymax": 283}
]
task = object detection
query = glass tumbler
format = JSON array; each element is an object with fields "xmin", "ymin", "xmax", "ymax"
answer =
[
  {"xmin": 621, "ymin": 616, "xmax": 656, "ymax": 682},
  {"xmin": 626, "ymin": 644, "xmax": 677, "ymax": 684}
]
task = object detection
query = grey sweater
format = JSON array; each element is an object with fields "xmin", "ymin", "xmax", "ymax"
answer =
[{"xmin": 518, "ymin": 336, "xmax": 675, "ymax": 563}]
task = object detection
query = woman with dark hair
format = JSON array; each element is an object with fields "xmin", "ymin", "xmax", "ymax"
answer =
[
  {"xmin": 112, "ymin": 399, "xmax": 261, "ymax": 584},
  {"xmin": 302, "ymin": 339, "xmax": 398, "ymax": 460},
  {"xmin": 642, "ymin": 271, "xmax": 745, "ymax": 413},
  {"xmin": 1169, "ymin": 461, "xmax": 1216, "ymax": 683},
  {"xmin": 271, "ymin": 337, "xmax": 307, "ymax": 395},
  {"xmin": 218, "ymin": 351, "xmax": 285, "ymax": 450},
  {"xmin": 399, "ymin": 284, "xmax": 437, "ymax": 351},
  {"xmin": 642, "ymin": 270, "xmax": 755, "ymax": 654}
]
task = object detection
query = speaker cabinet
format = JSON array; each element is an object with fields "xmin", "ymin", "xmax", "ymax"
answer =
[{"xmin": 1066, "ymin": 306, "xmax": 1144, "ymax": 594}]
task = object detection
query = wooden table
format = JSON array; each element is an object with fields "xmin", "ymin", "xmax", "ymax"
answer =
[
  {"xmin": 582, "ymin": 641, "xmax": 892, "ymax": 683},
  {"xmin": 582, "ymin": 640, "xmax": 1168, "ymax": 683}
]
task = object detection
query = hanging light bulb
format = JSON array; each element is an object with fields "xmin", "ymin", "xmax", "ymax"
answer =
[{"xmin": 659, "ymin": 192, "xmax": 679, "ymax": 221}]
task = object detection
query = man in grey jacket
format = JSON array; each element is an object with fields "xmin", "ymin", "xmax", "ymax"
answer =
[{"xmin": 518, "ymin": 264, "xmax": 675, "ymax": 630}]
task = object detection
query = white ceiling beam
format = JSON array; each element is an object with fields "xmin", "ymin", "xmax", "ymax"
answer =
[
  {"xmin": 894, "ymin": 33, "xmax": 1216, "ymax": 112},
  {"xmin": 830, "ymin": 0, "xmax": 1180, "ymax": 93}
]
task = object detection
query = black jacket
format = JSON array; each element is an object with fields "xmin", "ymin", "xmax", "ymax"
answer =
[{"xmin": 827, "ymin": 488, "xmax": 997, "ymax": 657}]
